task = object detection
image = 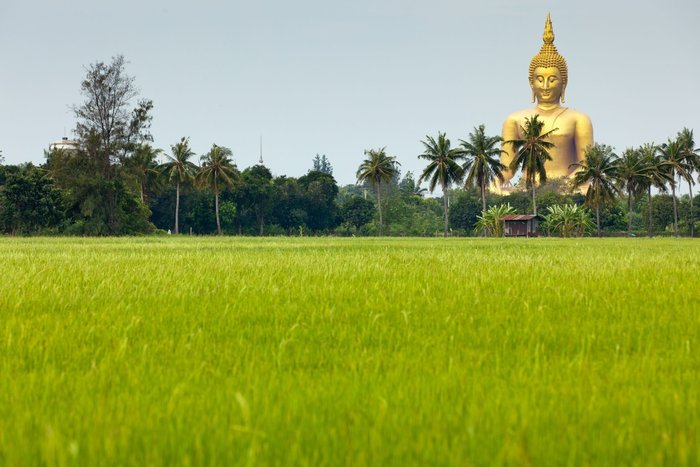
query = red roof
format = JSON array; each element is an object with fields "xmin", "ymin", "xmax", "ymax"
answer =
[{"xmin": 500, "ymin": 215, "xmax": 539, "ymax": 221}]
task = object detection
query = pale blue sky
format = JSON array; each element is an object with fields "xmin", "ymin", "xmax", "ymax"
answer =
[{"xmin": 1, "ymin": 0, "xmax": 698, "ymax": 188}]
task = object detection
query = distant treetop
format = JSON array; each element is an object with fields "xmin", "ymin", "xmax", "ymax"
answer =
[{"xmin": 311, "ymin": 154, "xmax": 333, "ymax": 175}]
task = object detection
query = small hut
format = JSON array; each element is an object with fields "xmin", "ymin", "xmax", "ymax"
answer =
[{"xmin": 501, "ymin": 214, "xmax": 542, "ymax": 237}]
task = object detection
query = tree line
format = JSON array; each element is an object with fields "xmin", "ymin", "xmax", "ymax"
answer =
[{"xmin": 0, "ymin": 56, "xmax": 698, "ymax": 237}]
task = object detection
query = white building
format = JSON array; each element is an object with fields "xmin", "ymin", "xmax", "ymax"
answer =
[{"xmin": 49, "ymin": 137, "xmax": 80, "ymax": 153}]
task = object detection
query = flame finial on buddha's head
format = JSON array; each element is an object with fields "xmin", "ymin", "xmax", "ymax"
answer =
[{"xmin": 529, "ymin": 13, "xmax": 568, "ymax": 102}]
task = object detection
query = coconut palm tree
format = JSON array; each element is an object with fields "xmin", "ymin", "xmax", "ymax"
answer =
[
  {"xmin": 659, "ymin": 138, "xmax": 688, "ymax": 237},
  {"xmin": 459, "ymin": 124, "xmax": 506, "ymax": 213},
  {"xmin": 418, "ymin": 132, "xmax": 465, "ymax": 237},
  {"xmin": 161, "ymin": 137, "xmax": 197, "ymax": 234},
  {"xmin": 505, "ymin": 115, "xmax": 556, "ymax": 216},
  {"xmin": 570, "ymin": 144, "xmax": 620, "ymax": 237},
  {"xmin": 356, "ymin": 147, "xmax": 400, "ymax": 235},
  {"xmin": 615, "ymin": 148, "xmax": 647, "ymax": 236},
  {"xmin": 638, "ymin": 144, "xmax": 672, "ymax": 237},
  {"xmin": 678, "ymin": 128, "xmax": 700, "ymax": 237},
  {"xmin": 128, "ymin": 143, "xmax": 163, "ymax": 204},
  {"xmin": 197, "ymin": 144, "xmax": 238, "ymax": 235}
]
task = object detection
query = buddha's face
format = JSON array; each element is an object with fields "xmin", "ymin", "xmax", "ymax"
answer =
[{"xmin": 531, "ymin": 66, "xmax": 563, "ymax": 105}]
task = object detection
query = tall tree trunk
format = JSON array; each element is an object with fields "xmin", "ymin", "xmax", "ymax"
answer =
[
  {"xmin": 107, "ymin": 188, "xmax": 118, "ymax": 234},
  {"xmin": 175, "ymin": 181, "xmax": 180, "ymax": 234},
  {"xmin": 215, "ymin": 177, "xmax": 221, "ymax": 235},
  {"xmin": 531, "ymin": 183, "xmax": 537, "ymax": 216},
  {"xmin": 689, "ymin": 181, "xmax": 695, "ymax": 238},
  {"xmin": 481, "ymin": 178, "xmax": 487, "ymax": 237},
  {"xmin": 443, "ymin": 181, "xmax": 449, "ymax": 237},
  {"xmin": 376, "ymin": 185, "xmax": 383, "ymax": 236},
  {"xmin": 259, "ymin": 213, "xmax": 264, "ymax": 236},
  {"xmin": 647, "ymin": 185, "xmax": 653, "ymax": 237},
  {"xmin": 140, "ymin": 182, "xmax": 145, "ymax": 204},
  {"xmin": 596, "ymin": 205, "xmax": 601, "ymax": 238},
  {"xmin": 671, "ymin": 170, "xmax": 678, "ymax": 237},
  {"xmin": 627, "ymin": 190, "xmax": 633, "ymax": 236}
]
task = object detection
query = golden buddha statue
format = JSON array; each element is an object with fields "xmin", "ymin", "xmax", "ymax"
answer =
[{"xmin": 497, "ymin": 14, "xmax": 593, "ymax": 193}]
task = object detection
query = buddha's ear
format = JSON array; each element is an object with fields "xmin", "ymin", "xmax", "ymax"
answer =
[
  {"xmin": 561, "ymin": 85, "xmax": 566, "ymax": 104},
  {"xmin": 530, "ymin": 81, "xmax": 536, "ymax": 103}
]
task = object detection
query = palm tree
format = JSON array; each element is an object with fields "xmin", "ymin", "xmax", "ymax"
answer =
[
  {"xmin": 678, "ymin": 128, "xmax": 700, "ymax": 237},
  {"xmin": 356, "ymin": 147, "xmax": 400, "ymax": 235},
  {"xmin": 505, "ymin": 115, "xmax": 556, "ymax": 216},
  {"xmin": 570, "ymin": 144, "xmax": 620, "ymax": 237},
  {"xmin": 161, "ymin": 137, "xmax": 197, "ymax": 234},
  {"xmin": 615, "ymin": 148, "xmax": 647, "ymax": 236},
  {"xmin": 418, "ymin": 132, "xmax": 465, "ymax": 237},
  {"xmin": 638, "ymin": 143, "xmax": 671, "ymax": 237},
  {"xmin": 197, "ymin": 144, "xmax": 238, "ymax": 235},
  {"xmin": 129, "ymin": 144, "xmax": 163, "ymax": 204},
  {"xmin": 659, "ymin": 138, "xmax": 688, "ymax": 237},
  {"xmin": 459, "ymin": 124, "xmax": 506, "ymax": 213}
]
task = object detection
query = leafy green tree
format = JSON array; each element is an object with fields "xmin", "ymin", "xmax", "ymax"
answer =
[
  {"xmin": 238, "ymin": 164, "xmax": 274, "ymax": 235},
  {"xmin": 678, "ymin": 128, "xmax": 700, "ymax": 236},
  {"xmin": 498, "ymin": 190, "xmax": 531, "ymax": 214},
  {"xmin": 505, "ymin": 115, "xmax": 555, "ymax": 216},
  {"xmin": 311, "ymin": 154, "xmax": 333, "ymax": 175},
  {"xmin": 570, "ymin": 144, "xmax": 620, "ymax": 237},
  {"xmin": 52, "ymin": 55, "xmax": 156, "ymax": 234},
  {"xmin": 340, "ymin": 196, "xmax": 374, "ymax": 230},
  {"xmin": 650, "ymin": 194, "xmax": 675, "ymax": 234},
  {"xmin": 271, "ymin": 176, "xmax": 307, "ymax": 235},
  {"xmin": 659, "ymin": 138, "xmax": 687, "ymax": 237},
  {"xmin": 0, "ymin": 164, "xmax": 66, "ymax": 234},
  {"xmin": 73, "ymin": 56, "xmax": 153, "ymax": 162},
  {"xmin": 75, "ymin": 59, "xmax": 151, "ymax": 170},
  {"xmin": 536, "ymin": 191, "xmax": 577, "ymax": 213},
  {"xmin": 197, "ymin": 144, "xmax": 238, "ymax": 235},
  {"xmin": 181, "ymin": 190, "xmax": 217, "ymax": 234},
  {"xmin": 338, "ymin": 176, "xmax": 441, "ymax": 236},
  {"xmin": 459, "ymin": 124, "xmax": 506, "ymax": 213},
  {"xmin": 126, "ymin": 143, "xmax": 163, "ymax": 204},
  {"xmin": 475, "ymin": 204, "xmax": 515, "ymax": 237},
  {"xmin": 299, "ymin": 171, "xmax": 339, "ymax": 232},
  {"xmin": 615, "ymin": 148, "xmax": 648, "ymax": 236},
  {"xmin": 356, "ymin": 147, "xmax": 400, "ymax": 235},
  {"xmin": 448, "ymin": 189, "xmax": 482, "ymax": 234},
  {"xmin": 219, "ymin": 201, "xmax": 237, "ymax": 233},
  {"xmin": 45, "ymin": 136, "xmax": 153, "ymax": 235},
  {"xmin": 418, "ymin": 132, "xmax": 464, "ymax": 237},
  {"xmin": 161, "ymin": 137, "xmax": 197, "ymax": 234},
  {"xmin": 398, "ymin": 171, "xmax": 427, "ymax": 197}
]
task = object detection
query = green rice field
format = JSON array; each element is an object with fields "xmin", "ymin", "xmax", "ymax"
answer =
[{"xmin": 1, "ymin": 237, "xmax": 699, "ymax": 466}]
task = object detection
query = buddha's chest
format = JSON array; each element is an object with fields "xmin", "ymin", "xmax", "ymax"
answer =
[{"xmin": 517, "ymin": 111, "xmax": 576, "ymax": 139}]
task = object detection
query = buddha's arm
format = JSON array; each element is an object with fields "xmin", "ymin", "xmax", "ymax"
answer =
[
  {"xmin": 500, "ymin": 116, "xmax": 519, "ymax": 185},
  {"xmin": 574, "ymin": 113, "xmax": 594, "ymax": 166}
]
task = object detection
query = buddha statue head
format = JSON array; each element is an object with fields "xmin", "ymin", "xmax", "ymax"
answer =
[{"xmin": 529, "ymin": 14, "xmax": 568, "ymax": 105}]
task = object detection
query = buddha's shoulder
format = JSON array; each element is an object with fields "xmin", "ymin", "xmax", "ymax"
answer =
[
  {"xmin": 503, "ymin": 108, "xmax": 537, "ymax": 122},
  {"xmin": 503, "ymin": 107, "xmax": 592, "ymax": 124},
  {"xmin": 565, "ymin": 108, "xmax": 593, "ymax": 124},
  {"xmin": 503, "ymin": 108, "xmax": 545, "ymax": 125}
]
